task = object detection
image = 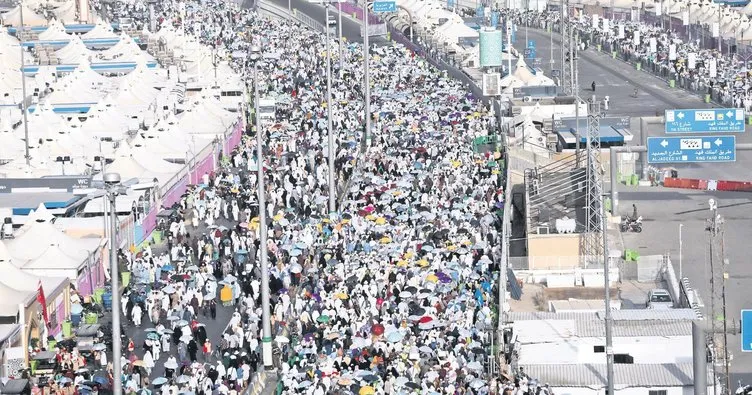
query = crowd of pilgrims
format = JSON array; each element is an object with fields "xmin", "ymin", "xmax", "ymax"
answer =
[{"xmin": 22, "ymin": 0, "xmax": 569, "ymax": 393}]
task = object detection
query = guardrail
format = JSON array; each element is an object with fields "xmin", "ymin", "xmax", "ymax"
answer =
[{"xmin": 258, "ymin": 0, "xmax": 325, "ymax": 33}]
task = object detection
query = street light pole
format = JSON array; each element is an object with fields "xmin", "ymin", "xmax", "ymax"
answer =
[
  {"xmin": 19, "ymin": 2, "xmax": 30, "ymax": 166},
  {"xmin": 326, "ymin": 5, "xmax": 337, "ymax": 213},
  {"xmin": 103, "ymin": 172, "xmax": 122, "ymax": 395},
  {"xmin": 338, "ymin": 0, "xmax": 344, "ymax": 77},
  {"xmin": 679, "ymin": 223, "xmax": 683, "ymax": 280},
  {"xmin": 250, "ymin": 45, "xmax": 273, "ymax": 370},
  {"xmin": 362, "ymin": 0, "xmax": 371, "ymax": 152}
]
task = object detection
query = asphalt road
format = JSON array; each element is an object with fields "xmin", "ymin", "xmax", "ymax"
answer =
[
  {"xmin": 515, "ymin": 27, "xmax": 710, "ymax": 117},
  {"xmin": 524, "ymin": 26, "xmax": 752, "ymax": 387},
  {"xmin": 266, "ymin": 0, "xmax": 384, "ymax": 44},
  {"xmin": 618, "ymin": 186, "xmax": 752, "ymax": 385}
]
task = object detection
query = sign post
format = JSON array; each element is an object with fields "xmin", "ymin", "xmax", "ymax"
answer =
[
  {"xmin": 646, "ymin": 136, "xmax": 736, "ymax": 164},
  {"xmin": 665, "ymin": 108, "xmax": 746, "ymax": 134},
  {"xmin": 372, "ymin": 1, "xmax": 396, "ymax": 13},
  {"xmin": 742, "ymin": 310, "xmax": 752, "ymax": 352}
]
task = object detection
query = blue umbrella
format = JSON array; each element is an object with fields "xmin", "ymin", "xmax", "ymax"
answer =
[
  {"xmin": 161, "ymin": 265, "xmax": 174, "ymax": 272},
  {"xmin": 386, "ymin": 331, "xmax": 404, "ymax": 343},
  {"xmin": 289, "ymin": 249, "xmax": 302, "ymax": 257},
  {"xmin": 152, "ymin": 377, "xmax": 168, "ymax": 386},
  {"xmin": 71, "ymin": 303, "xmax": 84, "ymax": 315}
]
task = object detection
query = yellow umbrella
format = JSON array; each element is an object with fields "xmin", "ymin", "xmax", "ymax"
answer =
[
  {"xmin": 273, "ymin": 213, "xmax": 283, "ymax": 222},
  {"xmin": 461, "ymin": 240, "xmax": 472, "ymax": 246},
  {"xmin": 341, "ymin": 219, "xmax": 351, "ymax": 225},
  {"xmin": 425, "ymin": 274, "xmax": 439, "ymax": 283},
  {"xmin": 451, "ymin": 160, "xmax": 462, "ymax": 168},
  {"xmin": 392, "ymin": 190, "xmax": 402, "ymax": 196},
  {"xmin": 322, "ymin": 218, "xmax": 331, "ymax": 223},
  {"xmin": 251, "ymin": 217, "xmax": 260, "ymax": 223},
  {"xmin": 380, "ymin": 236, "xmax": 392, "ymax": 244},
  {"xmin": 417, "ymin": 259, "xmax": 429, "ymax": 268},
  {"xmin": 335, "ymin": 292, "xmax": 349, "ymax": 300},
  {"xmin": 396, "ymin": 260, "xmax": 408, "ymax": 267},
  {"xmin": 375, "ymin": 217, "xmax": 387, "ymax": 225},
  {"xmin": 360, "ymin": 386, "xmax": 375, "ymax": 395},
  {"xmin": 365, "ymin": 214, "xmax": 377, "ymax": 221},
  {"xmin": 446, "ymin": 245, "xmax": 457, "ymax": 252},
  {"xmin": 404, "ymin": 251, "xmax": 414, "ymax": 259}
]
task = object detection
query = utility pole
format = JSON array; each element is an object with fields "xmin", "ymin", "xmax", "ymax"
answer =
[
  {"xmin": 325, "ymin": 4, "xmax": 336, "ymax": 213},
  {"xmin": 581, "ymin": 96, "xmax": 603, "ymax": 265},
  {"xmin": 601, "ymin": 190, "xmax": 614, "ymax": 395},
  {"xmin": 19, "ymin": 2, "xmax": 31, "ymax": 166},
  {"xmin": 707, "ymin": 200, "xmax": 730, "ymax": 395},
  {"xmin": 560, "ymin": 0, "xmax": 570, "ymax": 94},
  {"xmin": 249, "ymin": 45, "xmax": 273, "ymax": 370},
  {"xmin": 362, "ymin": 0, "xmax": 371, "ymax": 153}
]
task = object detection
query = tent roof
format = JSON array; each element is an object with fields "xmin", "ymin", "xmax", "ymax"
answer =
[
  {"xmin": 7, "ymin": 219, "xmax": 98, "ymax": 262},
  {"xmin": 1, "ymin": 4, "xmax": 48, "ymax": 27}
]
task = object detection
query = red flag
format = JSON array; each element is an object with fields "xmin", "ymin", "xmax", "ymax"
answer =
[{"xmin": 37, "ymin": 281, "xmax": 49, "ymax": 327}]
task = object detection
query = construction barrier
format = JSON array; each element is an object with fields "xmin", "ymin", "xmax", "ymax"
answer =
[{"xmin": 663, "ymin": 177, "xmax": 752, "ymax": 192}]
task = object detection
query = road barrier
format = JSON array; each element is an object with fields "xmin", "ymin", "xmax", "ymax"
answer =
[{"xmin": 663, "ymin": 177, "xmax": 752, "ymax": 192}]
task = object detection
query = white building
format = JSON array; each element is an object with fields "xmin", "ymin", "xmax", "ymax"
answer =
[{"xmin": 509, "ymin": 310, "xmax": 714, "ymax": 395}]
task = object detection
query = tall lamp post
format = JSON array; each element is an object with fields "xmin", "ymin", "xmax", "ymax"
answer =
[
  {"xmin": 248, "ymin": 45, "xmax": 274, "ymax": 370},
  {"xmin": 19, "ymin": 1, "xmax": 31, "ymax": 166},
  {"xmin": 325, "ymin": 4, "xmax": 337, "ymax": 213},
  {"xmin": 103, "ymin": 172, "xmax": 124, "ymax": 395},
  {"xmin": 362, "ymin": 0, "xmax": 371, "ymax": 152}
]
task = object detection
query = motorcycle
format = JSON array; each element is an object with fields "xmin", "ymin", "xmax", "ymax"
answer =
[{"xmin": 620, "ymin": 216, "xmax": 643, "ymax": 233}]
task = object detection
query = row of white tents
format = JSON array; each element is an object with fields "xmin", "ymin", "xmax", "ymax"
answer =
[
  {"xmin": 0, "ymin": 2, "xmax": 244, "ymax": 183},
  {"xmin": 1, "ymin": 0, "xmax": 99, "ymax": 27}
]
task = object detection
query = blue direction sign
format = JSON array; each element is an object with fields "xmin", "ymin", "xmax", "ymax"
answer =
[
  {"xmin": 527, "ymin": 40, "xmax": 536, "ymax": 49},
  {"xmin": 647, "ymin": 135, "xmax": 736, "ymax": 164},
  {"xmin": 743, "ymin": 310, "xmax": 752, "ymax": 352},
  {"xmin": 373, "ymin": 1, "xmax": 396, "ymax": 13},
  {"xmin": 665, "ymin": 108, "xmax": 746, "ymax": 134}
]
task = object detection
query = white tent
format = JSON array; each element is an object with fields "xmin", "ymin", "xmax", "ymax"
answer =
[
  {"xmin": 7, "ymin": 218, "xmax": 98, "ymax": 262},
  {"xmin": 1, "ymin": 4, "xmax": 48, "ymax": 27},
  {"xmin": 82, "ymin": 21, "xmax": 117, "ymax": 39},
  {"xmin": 56, "ymin": 35, "xmax": 96, "ymax": 64},
  {"xmin": 22, "ymin": 243, "xmax": 84, "ymax": 272},
  {"xmin": 52, "ymin": 0, "xmax": 80, "ymax": 24},
  {"xmin": 0, "ymin": 241, "xmax": 68, "ymax": 295},
  {"xmin": 38, "ymin": 19, "xmax": 70, "ymax": 41},
  {"xmin": 0, "ymin": 281, "xmax": 32, "ymax": 316}
]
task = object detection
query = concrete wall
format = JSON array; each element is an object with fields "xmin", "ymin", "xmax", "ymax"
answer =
[
  {"xmin": 553, "ymin": 385, "xmax": 703, "ymax": 395},
  {"xmin": 519, "ymin": 335, "xmax": 693, "ymax": 365},
  {"xmin": 527, "ymin": 233, "xmax": 582, "ymax": 269}
]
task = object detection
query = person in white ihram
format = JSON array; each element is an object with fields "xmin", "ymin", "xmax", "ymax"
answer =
[{"xmin": 132, "ymin": 303, "xmax": 142, "ymax": 326}]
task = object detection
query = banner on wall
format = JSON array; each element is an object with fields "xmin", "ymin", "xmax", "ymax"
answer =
[
  {"xmin": 712, "ymin": 22, "xmax": 719, "ymax": 37},
  {"xmin": 688, "ymin": 52, "xmax": 697, "ymax": 69},
  {"xmin": 669, "ymin": 44, "xmax": 677, "ymax": 60},
  {"xmin": 591, "ymin": 14, "xmax": 598, "ymax": 28},
  {"xmin": 682, "ymin": 10, "xmax": 689, "ymax": 26},
  {"xmin": 655, "ymin": 2, "xmax": 662, "ymax": 16},
  {"xmin": 709, "ymin": 58, "xmax": 717, "ymax": 78},
  {"xmin": 633, "ymin": 30, "xmax": 640, "ymax": 46},
  {"xmin": 618, "ymin": 24, "xmax": 625, "ymax": 39},
  {"xmin": 649, "ymin": 37, "xmax": 657, "ymax": 53},
  {"xmin": 602, "ymin": 18, "xmax": 609, "ymax": 33}
]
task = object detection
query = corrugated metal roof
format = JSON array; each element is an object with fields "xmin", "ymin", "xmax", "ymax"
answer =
[
  {"xmin": 576, "ymin": 319, "xmax": 692, "ymax": 337},
  {"xmin": 507, "ymin": 311, "xmax": 596, "ymax": 321},
  {"xmin": 601, "ymin": 309, "xmax": 700, "ymax": 321},
  {"xmin": 520, "ymin": 363, "xmax": 696, "ymax": 387}
]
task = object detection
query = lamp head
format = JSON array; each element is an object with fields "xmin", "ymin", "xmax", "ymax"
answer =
[{"xmin": 103, "ymin": 172, "xmax": 121, "ymax": 185}]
